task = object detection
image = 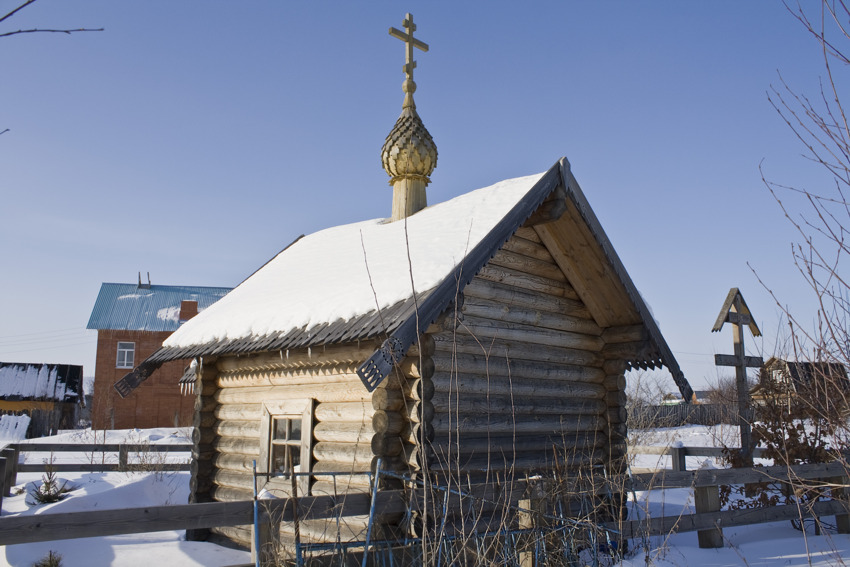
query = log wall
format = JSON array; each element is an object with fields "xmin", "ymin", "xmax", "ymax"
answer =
[
  {"xmin": 426, "ymin": 227, "xmax": 611, "ymax": 480},
  {"xmin": 204, "ymin": 342, "xmax": 380, "ymax": 548}
]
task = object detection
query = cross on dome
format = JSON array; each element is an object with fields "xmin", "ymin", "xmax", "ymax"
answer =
[{"xmin": 389, "ymin": 13, "xmax": 429, "ymax": 83}]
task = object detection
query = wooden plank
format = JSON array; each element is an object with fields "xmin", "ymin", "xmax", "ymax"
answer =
[
  {"xmin": 627, "ymin": 461, "xmax": 850, "ymax": 490},
  {"xmin": 13, "ymin": 443, "xmax": 192, "ymax": 453},
  {"xmin": 534, "ymin": 203, "xmax": 639, "ymax": 328},
  {"xmin": 607, "ymin": 499, "xmax": 846, "ymax": 539},
  {"xmin": 714, "ymin": 354, "xmax": 764, "ymax": 368},
  {"xmin": 17, "ymin": 463, "xmax": 190, "ymax": 473}
]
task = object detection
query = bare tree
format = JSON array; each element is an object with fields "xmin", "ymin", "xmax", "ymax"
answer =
[
  {"xmin": 0, "ymin": 0, "xmax": 103, "ymax": 38},
  {"xmin": 758, "ymin": 0, "xmax": 850, "ymax": 388}
]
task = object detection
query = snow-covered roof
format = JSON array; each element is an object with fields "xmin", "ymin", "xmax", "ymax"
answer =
[
  {"xmin": 0, "ymin": 363, "xmax": 82, "ymax": 402},
  {"xmin": 117, "ymin": 159, "xmax": 692, "ymax": 400},
  {"xmin": 162, "ymin": 171, "xmax": 545, "ymax": 351}
]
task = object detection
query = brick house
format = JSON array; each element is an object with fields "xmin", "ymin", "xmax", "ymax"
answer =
[{"xmin": 87, "ymin": 280, "xmax": 230, "ymax": 429}]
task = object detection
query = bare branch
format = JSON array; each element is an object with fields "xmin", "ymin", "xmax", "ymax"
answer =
[
  {"xmin": 0, "ymin": 27, "xmax": 103, "ymax": 38},
  {"xmin": 0, "ymin": 0, "xmax": 36, "ymax": 26}
]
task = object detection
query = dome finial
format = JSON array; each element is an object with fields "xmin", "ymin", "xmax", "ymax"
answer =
[{"xmin": 382, "ymin": 13, "xmax": 438, "ymax": 221}]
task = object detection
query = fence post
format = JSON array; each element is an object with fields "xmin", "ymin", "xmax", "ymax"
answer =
[
  {"xmin": 694, "ymin": 484, "xmax": 723, "ymax": 548},
  {"xmin": 0, "ymin": 456, "xmax": 5, "ymax": 511},
  {"xmin": 830, "ymin": 475, "xmax": 850, "ymax": 534},
  {"xmin": 1, "ymin": 447, "xmax": 16, "ymax": 496},
  {"xmin": 252, "ymin": 501, "xmax": 282, "ymax": 567},
  {"xmin": 118, "ymin": 445, "xmax": 128, "ymax": 471},
  {"xmin": 518, "ymin": 481, "xmax": 544, "ymax": 567},
  {"xmin": 670, "ymin": 446, "xmax": 686, "ymax": 472}
]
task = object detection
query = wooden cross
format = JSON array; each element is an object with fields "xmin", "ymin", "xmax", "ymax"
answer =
[
  {"xmin": 712, "ymin": 288, "xmax": 763, "ymax": 462},
  {"xmin": 389, "ymin": 13, "xmax": 429, "ymax": 81}
]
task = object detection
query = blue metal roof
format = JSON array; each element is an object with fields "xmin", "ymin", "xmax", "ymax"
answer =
[{"xmin": 86, "ymin": 283, "xmax": 231, "ymax": 332}]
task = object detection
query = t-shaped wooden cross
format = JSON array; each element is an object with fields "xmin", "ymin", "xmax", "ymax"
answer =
[{"xmin": 389, "ymin": 13, "xmax": 429, "ymax": 82}]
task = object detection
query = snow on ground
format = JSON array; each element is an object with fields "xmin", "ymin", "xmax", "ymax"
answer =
[
  {"xmin": 1, "ymin": 428, "xmax": 250, "ymax": 567},
  {"xmin": 2, "ymin": 425, "xmax": 850, "ymax": 566},
  {"xmin": 621, "ymin": 424, "xmax": 850, "ymax": 567}
]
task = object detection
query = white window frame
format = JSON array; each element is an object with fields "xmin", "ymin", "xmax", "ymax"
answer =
[
  {"xmin": 116, "ymin": 342, "xmax": 135, "ymax": 369},
  {"xmin": 259, "ymin": 399, "xmax": 314, "ymax": 496}
]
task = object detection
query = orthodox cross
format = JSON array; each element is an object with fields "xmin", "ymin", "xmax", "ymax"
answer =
[
  {"xmin": 389, "ymin": 13, "xmax": 429, "ymax": 82},
  {"xmin": 712, "ymin": 288, "xmax": 763, "ymax": 463}
]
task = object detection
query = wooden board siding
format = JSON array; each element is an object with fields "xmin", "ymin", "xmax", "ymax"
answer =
[{"xmin": 425, "ymin": 229, "xmax": 610, "ymax": 479}]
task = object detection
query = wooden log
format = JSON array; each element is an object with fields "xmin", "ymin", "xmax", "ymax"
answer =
[
  {"xmin": 214, "ymin": 420, "xmax": 260, "ymax": 439},
  {"xmin": 313, "ymin": 442, "xmax": 374, "ymax": 466},
  {"xmin": 431, "ymin": 413, "xmax": 605, "ymax": 435},
  {"xmin": 432, "ymin": 353, "xmax": 605, "ymax": 385},
  {"xmin": 462, "ymin": 298, "xmax": 602, "ymax": 336},
  {"xmin": 432, "ymin": 372, "xmax": 606, "ymax": 400},
  {"xmin": 406, "ymin": 334, "xmax": 436, "ymax": 358},
  {"xmin": 430, "ymin": 449, "xmax": 604, "ymax": 473},
  {"xmin": 217, "ymin": 368, "xmax": 371, "ymax": 387},
  {"xmin": 214, "ymin": 453, "xmax": 257, "ymax": 473},
  {"xmin": 404, "ymin": 423, "xmax": 435, "ymax": 444},
  {"xmin": 210, "ymin": 484, "xmax": 253, "ymax": 503},
  {"xmin": 428, "ymin": 432, "xmax": 604, "ymax": 457},
  {"xmin": 600, "ymin": 341, "xmax": 652, "ymax": 361},
  {"xmin": 371, "ymin": 434, "xmax": 404, "ymax": 457},
  {"xmin": 450, "ymin": 315, "xmax": 604, "ymax": 352},
  {"xmin": 603, "ymin": 373, "xmax": 627, "ymax": 392},
  {"xmin": 315, "ymin": 401, "xmax": 374, "ymax": 422},
  {"xmin": 215, "ymin": 436, "xmax": 259, "ymax": 456},
  {"xmin": 463, "ymin": 278, "xmax": 590, "ymax": 318},
  {"xmin": 401, "ymin": 378, "xmax": 435, "ymax": 401},
  {"xmin": 605, "ymin": 390, "xmax": 627, "ymax": 408},
  {"xmin": 216, "ymin": 342, "xmax": 380, "ymax": 373},
  {"xmin": 406, "ymin": 400, "xmax": 434, "ymax": 424},
  {"xmin": 193, "ymin": 426, "xmax": 218, "ymax": 447},
  {"xmin": 311, "ymin": 481, "xmax": 370, "ymax": 495},
  {"xmin": 213, "ymin": 469, "xmax": 254, "ymax": 491},
  {"xmin": 215, "ymin": 384, "xmax": 370, "ymax": 404},
  {"xmin": 313, "ymin": 422, "xmax": 373, "ymax": 444},
  {"xmin": 601, "ymin": 325, "xmax": 648, "ymax": 344},
  {"xmin": 501, "ymin": 234, "xmax": 557, "ymax": 262},
  {"xmin": 488, "ymin": 248, "xmax": 566, "ymax": 282},
  {"xmin": 431, "ymin": 331, "xmax": 604, "ymax": 368},
  {"xmin": 372, "ymin": 388, "xmax": 405, "ymax": 411},
  {"xmin": 514, "ymin": 226, "xmax": 542, "ymax": 242},
  {"xmin": 430, "ymin": 393, "xmax": 606, "ymax": 416},
  {"xmin": 213, "ymin": 403, "xmax": 262, "ymax": 421},
  {"xmin": 398, "ymin": 357, "xmax": 435, "ymax": 380},
  {"xmin": 372, "ymin": 410, "xmax": 405, "ymax": 435},
  {"xmin": 476, "ymin": 264, "xmax": 578, "ymax": 300}
]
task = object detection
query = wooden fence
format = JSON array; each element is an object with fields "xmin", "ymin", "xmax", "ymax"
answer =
[
  {"xmin": 629, "ymin": 404, "xmax": 752, "ymax": 427},
  {"xmin": 0, "ymin": 442, "xmax": 192, "ymax": 509},
  {"xmin": 0, "ymin": 444, "xmax": 847, "ymax": 563}
]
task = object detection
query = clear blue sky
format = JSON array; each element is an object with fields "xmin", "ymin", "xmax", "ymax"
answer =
[{"xmin": 0, "ymin": 1, "xmax": 839, "ymax": 391}]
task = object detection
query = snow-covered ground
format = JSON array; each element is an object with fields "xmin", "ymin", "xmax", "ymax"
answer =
[
  {"xmin": 1, "ymin": 425, "xmax": 849, "ymax": 566},
  {"xmin": 0, "ymin": 428, "xmax": 250, "ymax": 567}
]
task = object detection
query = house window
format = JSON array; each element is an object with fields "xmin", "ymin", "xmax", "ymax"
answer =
[
  {"xmin": 259, "ymin": 399, "xmax": 314, "ymax": 496},
  {"xmin": 271, "ymin": 417, "xmax": 302, "ymax": 477},
  {"xmin": 116, "ymin": 342, "xmax": 135, "ymax": 368}
]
